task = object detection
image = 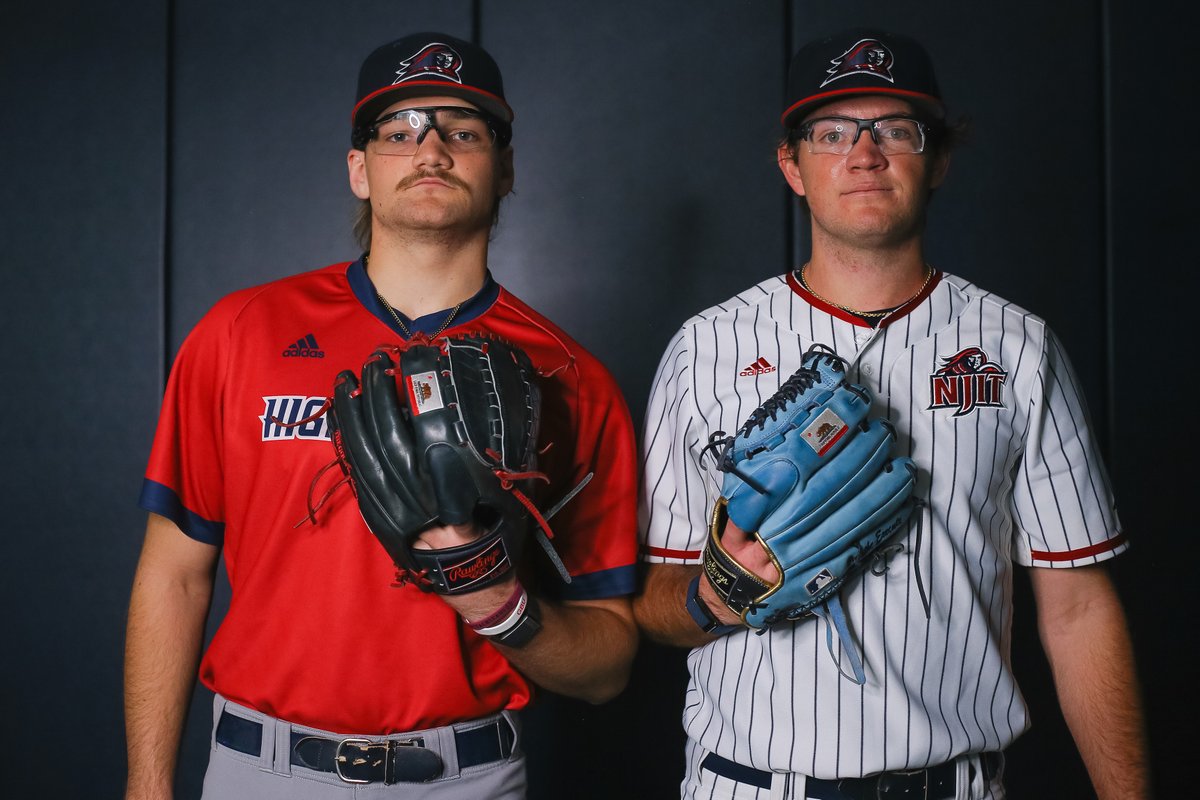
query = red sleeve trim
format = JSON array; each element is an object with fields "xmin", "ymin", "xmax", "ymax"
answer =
[
  {"xmin": 1030, "ymin": 533, "xmax": 1127, "ymax": 562},
  {"xmin": 642, "ymin": 545, "xmax": 702, "ymax": 559}
]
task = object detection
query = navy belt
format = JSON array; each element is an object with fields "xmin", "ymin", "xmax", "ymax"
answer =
[
  {"xmin": 701, "ymin": 751, "xmax": 1001, "ymax": 799},
  {"xmin": 215, "ymin": 709, "xmax": 515, "ymax": 784}
]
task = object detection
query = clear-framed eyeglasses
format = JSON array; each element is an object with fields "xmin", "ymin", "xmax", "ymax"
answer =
[
  {"xmin": 367, "ymin": 106, "xmax": 499, "ymax": 156},
  {"xmin": 795, "ymin": 116, "xmax": 930, "ymax": 155}
]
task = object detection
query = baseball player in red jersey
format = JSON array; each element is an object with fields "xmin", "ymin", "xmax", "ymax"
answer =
[
  {"xmin": 124, "ymin": 32, "xmax": 639, "ymax": 799},
  {"xmin": 633, "ymin": 29, "xmax": 1149, "ymax": 799}
]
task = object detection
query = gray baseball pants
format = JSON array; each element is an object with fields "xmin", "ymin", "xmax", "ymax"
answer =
[{"xmin": 202, "ymin": 695, "xmax": 526, "ymax": 799}]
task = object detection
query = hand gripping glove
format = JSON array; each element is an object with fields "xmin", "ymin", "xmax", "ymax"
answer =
[
  {"xmin": 701, "ymin": 344, "xmax": 918, "ymax": 683},
  {"xmin": 327, "ymin": 333, "xmax": 568, "ymax": 595}
]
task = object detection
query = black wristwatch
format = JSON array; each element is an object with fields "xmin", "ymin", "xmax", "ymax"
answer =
[
  {"xmin": 490, "ymin": 594, "xmax": 543, "ymax": 648},
  {"xmin": 686, "ymin": 575, "xmax": 740, "ymax": 636}
]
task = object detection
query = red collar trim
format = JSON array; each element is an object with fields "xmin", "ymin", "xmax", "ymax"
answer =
[{"xmin": 786, "ymin": 268, "xmax": 942, "ymax": 329}]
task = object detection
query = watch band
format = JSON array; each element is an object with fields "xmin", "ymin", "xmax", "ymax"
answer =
[
  {"xmin": 489, "ymin": 594, "xmax": 543, "ymax": 648},
  {"xmin": 686, "ymin": 574, "xmax": 740, "ymax": 636},
  {"xmin": 468, "ymin": 584, "xmax": 544, "ymax": 649}
]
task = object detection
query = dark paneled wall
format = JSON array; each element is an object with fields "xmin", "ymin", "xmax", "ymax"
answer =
[
  {"xmin": 2, "ymin": 3, "xmax": 167, "ymax": 798},
  {"xmin": 2, "ymin": 1, "xmax": 1189, "ymax": 797},
  {"xmin": 1107, "ymin": 4, "xmax": 1192, "ymax": 793}
]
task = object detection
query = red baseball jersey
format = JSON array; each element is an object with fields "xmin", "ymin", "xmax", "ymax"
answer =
[{"xmin": 141, "ymin": 260, "xmax": 638, "ymax": 734}]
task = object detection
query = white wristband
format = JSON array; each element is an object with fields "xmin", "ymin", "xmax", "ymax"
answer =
[{"xmin": 473, "ymin": 589, "xmax": 530, "ymax": 638}]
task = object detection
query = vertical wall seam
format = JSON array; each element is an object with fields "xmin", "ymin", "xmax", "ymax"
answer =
[
  {"xmin": 471, "ymin": 0, "xmax": 482, "ymax": 43},
  {"xmin": 160, "ymin": 0, "xmax": 176, "ymax": 389},
  {"xmin": 782, "ymin": 0, "xmax": 795, "ymax": 272},
  {"xmin": 1100, "ymin": 0, "xmax": 1117, "ymax": 472}
]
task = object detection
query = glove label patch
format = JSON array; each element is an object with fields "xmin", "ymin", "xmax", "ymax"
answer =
[
  {"xmin": 801, "ymin": 408, "xmax": 849, "ymax": 456},
  {"xmin": 805, "ymin": 568, "xmax": 836, "ymax": 596},
  {"xmin": 407, "ymin": 371, "xmax": 446, "ymax": 415}
]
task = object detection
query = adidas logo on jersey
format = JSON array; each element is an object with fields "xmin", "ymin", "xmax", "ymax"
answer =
[
  {"xmin": 282, "ymin": 334, "xmax": 325, "ymax": 358},
  {"xmin": 739, "ymin": 357, "xmax": 777, "ymax": 376}
]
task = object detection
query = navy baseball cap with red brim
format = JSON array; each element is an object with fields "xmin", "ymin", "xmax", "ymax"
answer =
[
  {"xmin": 352, "ymin": 32, "xmax": 513, "ymax": 145},
  {"xmin": 782, "ymin": 28, "xmax": 944, "ymax": 128}
]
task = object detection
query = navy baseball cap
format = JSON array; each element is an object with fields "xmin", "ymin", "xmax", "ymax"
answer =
[
  {"xmin": 781, "ymin": 28, "xmax": 944, "ymax": 129},
  {"xmin": 352, "ymin": 32, "xmax": 513, "ymax": 146}
]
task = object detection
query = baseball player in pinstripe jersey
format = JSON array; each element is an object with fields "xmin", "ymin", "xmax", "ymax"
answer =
[{"xmin": 633, "ymin": 28, "xmax": 1149, "ymax": 800}]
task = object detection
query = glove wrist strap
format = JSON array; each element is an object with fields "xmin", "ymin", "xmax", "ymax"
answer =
[
  {"xmin": 703, "ymin": 500, "xmax": 775, "ymax": 619},
  {"xmin": 412, "ymin": 528, "xmax": 514, "ymax": 595}
]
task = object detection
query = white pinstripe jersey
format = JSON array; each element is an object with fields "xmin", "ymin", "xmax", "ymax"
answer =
[{"xmin": 639, "ymin": 269, "xmax": 1126, "ymax": 779}]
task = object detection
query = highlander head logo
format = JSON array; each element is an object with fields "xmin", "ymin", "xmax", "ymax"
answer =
[
  {"xmin": 821, "ymin": 38, "xmax": 895, "ymax": 87},
  {"xmin": 928, "ymin": 347, "xmax": 1008, "ymax": 417},
  {"xmin": 394, "ymin": 43, "xmax": 464, "ymax": 85}
]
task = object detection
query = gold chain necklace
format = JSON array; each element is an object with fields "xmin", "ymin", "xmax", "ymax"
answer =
[
  {"xmin": 366, "ymin": 254, "xmax": 463, "ymax": 339},
  {"xmin": 798, "ymin": 263, "xmax": 933, "ymax": 319}
]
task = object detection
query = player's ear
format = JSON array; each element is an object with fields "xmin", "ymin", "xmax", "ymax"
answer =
[
  {"xmin": 929, "ymin": 149, "xmax": 950, "ymax": 189},
  {"xmin": 777, "ymin": 143, "xmax": 806, "ymax": 197},
  {"xmin": 347, "ymin": 148, "xmax": 370, "ymax": 200},
  {"xmin": 496, "ymin": 145, "xmax": 514, "ymax": 198}
]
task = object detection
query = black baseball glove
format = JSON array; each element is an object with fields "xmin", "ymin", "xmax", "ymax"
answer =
[{"xmin": 328, "ymin": 333, "xmax": 565, "ymax": 595}]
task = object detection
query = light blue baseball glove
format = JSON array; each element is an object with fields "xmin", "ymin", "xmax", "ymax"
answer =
[{"xmin": 701, "ymin": 344, "xmax": 919, "ymax": 684}]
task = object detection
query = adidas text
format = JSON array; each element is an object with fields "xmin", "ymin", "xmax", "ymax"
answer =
[{"xmin": 739, "ymin": 357, "xmax": 778, "ymax": 376}]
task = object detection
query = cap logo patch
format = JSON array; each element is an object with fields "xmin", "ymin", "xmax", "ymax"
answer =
[
  {"xmin": 821, "ymin": 38, "xmax": 895, "ymax": 87},
  {"xmin": 394, "ymin": 43, "xmax": 464, "ymax": 86}
]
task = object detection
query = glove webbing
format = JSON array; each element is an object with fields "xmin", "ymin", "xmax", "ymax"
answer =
[{"xmin": 496, "ymin": 467, "xmax": 572, "ymax": 584}]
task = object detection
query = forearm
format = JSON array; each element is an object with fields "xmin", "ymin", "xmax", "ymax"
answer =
[
  {"xmin": 124, "ymin": 517, "xmax": 218, "ymax": 799},
  {"xmin": 632, "ymin": 563, "xmax": 715, "ymax": 648},
  {"xmin": 1033, "ymin": 565, "xmax": 1150, "ymax": 799},
  {"xmin": 634, "ymin": 518, "xmax": 768, "ymax": 647},
  {"xmin": 494, "ymin": 595, "xmax": 637, "ymax": 704},
  {"xmin": 419, "ymin": 522, "xmax": 638, "ymax": 703}
]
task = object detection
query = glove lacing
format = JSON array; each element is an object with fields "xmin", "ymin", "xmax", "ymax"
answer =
[{"xmin": 700, "ymin": 345, "xmax": 864, "ymax": 493}]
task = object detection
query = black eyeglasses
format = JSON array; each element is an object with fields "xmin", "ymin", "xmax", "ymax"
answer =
[
  {"xmin": 366, "ymin": 106, "xmax": 500, "ymax": 156},
  {"xmin": 795, "ymin": 116, "xmax": 930, "ymax": 155}
]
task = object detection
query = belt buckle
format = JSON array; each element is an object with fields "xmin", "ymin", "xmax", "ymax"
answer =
[
  {"xmin": 333, "ymin": 737, "xmax": 424, "ymax": 785},
  {"xmin": 875, "ymin": 768, "xmax": 929, "ymax": 800},
  {"xmin": 333, "ymin": 738, "xmax": 377, "ymax": 784}
]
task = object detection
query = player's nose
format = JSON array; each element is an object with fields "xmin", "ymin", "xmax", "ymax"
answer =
[
  {"xmin": 846, "ymin": 132, "xmax": 887, "ymax": 169},
  {"xmin": 412, "ymin": 129, "xmax": 452, "ymax": 168}
]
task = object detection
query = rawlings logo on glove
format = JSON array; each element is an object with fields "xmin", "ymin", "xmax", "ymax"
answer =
[{"xmin": 700, "ymin": 344, "xmax": 921, "ymax": 683}]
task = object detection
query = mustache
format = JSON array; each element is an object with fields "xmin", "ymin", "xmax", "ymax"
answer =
[{"xmin": 397, "ymin": 170, "xmax": 468, "ymax": 191}]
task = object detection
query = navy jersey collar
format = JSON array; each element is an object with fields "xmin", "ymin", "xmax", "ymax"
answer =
[{"xmin": 347, "ymin": 255, "xmax": 500, "ymax": 339}]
